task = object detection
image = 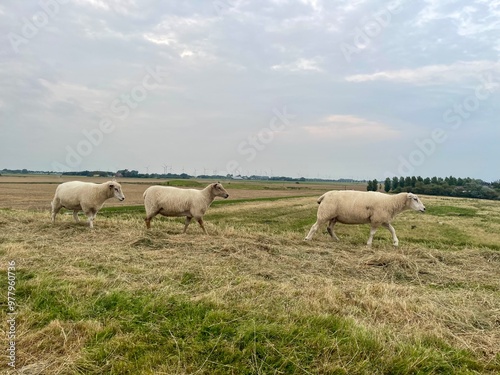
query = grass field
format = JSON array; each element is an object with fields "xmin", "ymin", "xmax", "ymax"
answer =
[
  {"xmin": 0, "ymin": 176, "xmax": 362, "ymax": 210},
  {"xmin": 1, "ymin": 177, "xmax": 499, "ymax": 374}
]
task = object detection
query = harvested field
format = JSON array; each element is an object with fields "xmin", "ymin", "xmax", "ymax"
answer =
[{"xmin": 0, "ymin": 176, "xmax": 364, "ymax": 210}]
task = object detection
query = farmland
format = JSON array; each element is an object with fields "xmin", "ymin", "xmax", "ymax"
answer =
[
  {"xmin": 0, "ymin": 175, "xmax": 362, "ymax": 211},
  {"xmin": 1, "ymin": 176, "xmax": 499, "ymax": 374}
]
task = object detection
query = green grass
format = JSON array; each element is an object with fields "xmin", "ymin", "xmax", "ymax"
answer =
[
  {"xmin": 158, "ymin": 179, "xmax": 318, "ymax": 191},
  {"xmin": 1, "ymin": 195, "xmax": 500, "ymax": 374},
  {"xmin": 12, "ymin": 274, "xmax": 489, "ymax": 374},
  {"xmin": 426, "ymin": 205, "xmax": 478, "ymax": 217},
  {"xmin": 160, "ymin": 179, "xmax": 205, "ymax": 187},
  {"xmin": 98, "ymin": 196, "xmax": 311, "ymax": 217}
]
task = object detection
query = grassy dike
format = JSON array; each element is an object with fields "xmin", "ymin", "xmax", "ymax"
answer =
[{"xmin": 1, "ymin": 195, "xmax": 499, "ymax": 374}]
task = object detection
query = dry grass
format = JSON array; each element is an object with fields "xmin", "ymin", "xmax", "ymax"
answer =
[{"xmin": 0, "ymin": 190, "xmax": 499, "ymax": 374}]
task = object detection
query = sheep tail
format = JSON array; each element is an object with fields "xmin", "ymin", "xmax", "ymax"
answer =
[{"xmin": 317, "ymin": 193, "xmax": 326, "ymax": 204}]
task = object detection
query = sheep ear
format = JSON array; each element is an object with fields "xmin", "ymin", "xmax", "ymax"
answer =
[{"xmin": 109, "ymin": 183, "xmax": 115, "ymax": 189}]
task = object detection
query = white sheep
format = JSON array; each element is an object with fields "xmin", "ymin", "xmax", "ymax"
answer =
[
  {"xmin": 51, "ymin": 181, "xmax": 125, "ymax": 228},
  {"xmin": 143, "ymin": 182, "xmax": 229, "ymax": 233},
  {"xmin": 304, "ymin": 191, "xmax": 425, "ymax": 246}
]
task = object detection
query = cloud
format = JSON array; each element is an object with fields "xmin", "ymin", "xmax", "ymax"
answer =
[
  {"xmin": 345, "ymin": 60, "xmax": 500, "ymax": 85},
  {"xmin": 303, "ymin": 115, "xmax": 400, "ymax": 141},
  {"xmin": 143, "ymin": 33, "xmax": 176, "ymax": 46},
  {"xmin": 414, "ymin": 0, "xmax": 500, "ymax": 36},
  {"xmin": 1, "ymin": 0, "xmax": 499, "ymax": 181},
  {"xmin": 37, "ymin": 79, "xmax": 111, "ymax": 114},
  {"xmin": 271, "ymin": 57, "xmax": 323, "ymax": 72},
  {"xmin": 75, "ymin": 0, "xmax": 140, "ymax": 17}
]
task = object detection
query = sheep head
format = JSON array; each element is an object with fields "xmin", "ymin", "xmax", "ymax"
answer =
[
  {"xmin": 407, "ymin": 193, "xmax": 425, "ymax": 212},
  {"xmin": 212, "ymin": 182, "xmax": 229, "ymax": 199},
  {"xmin": 108, "ymin": 181, "xmax": 125, "ymax": 201}
]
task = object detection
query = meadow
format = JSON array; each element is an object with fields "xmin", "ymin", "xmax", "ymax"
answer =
[{"xmin": 0, "ymin": 176, "xmax": 499, "ymax": 374}]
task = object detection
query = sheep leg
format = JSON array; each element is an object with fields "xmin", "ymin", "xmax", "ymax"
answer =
[
  {"xmin": 327, "ymin": 219, "xmax": 340, "ymax": 241},
  {"xmin": 144, "ymin": 216, "xmax": 155, "ymax": 229},
  {"xmin": 366, "ymin": 225, "xmax": 380, "ymax": 246},
  {"xmin": 304, "ymin": 219, "xmax": 327, "ymax": 240},
  {"xmin": 145, "ymin": 210, "xmax": 160, "ymax": 229},
  {"xmin": 51, "ymin": 201, "xmax": 62, "ymax": 223},
  {"xmin": 382, "ymin": 223, "xmax": 399, "ymax": 247},
  {"xmin": 73, "ymin": 211, "xmax": 80, "ymax": 222},
  {"xmin": 183, "ymin": 217, "xmax": 192, "ymax": 233},
  {"xmin": 197, "ymin": 218, "xmax": 208, "ymax": 235},
  {"xmin": 85, "ymin": 210, "xmax": 97, "ymax": 228},
  {"xmin": 145, "ymin": 214, "xmax": 156, "ymax": 229}
]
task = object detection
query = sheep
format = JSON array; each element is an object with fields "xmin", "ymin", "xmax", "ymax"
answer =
[
  {"xmin": 304, "ymin": 191, "xmax": 425, "ymax": 246},
  {"xmin": 143, "ymin": 182, "xmax": 229, "ymax": 233},
  {"xmin": 51, "ymin": 181, "xmax": 125, "ymax": 228},
  {"xmin": 143, "ymin": 182, "xmax": 229, "ymax": 234}
]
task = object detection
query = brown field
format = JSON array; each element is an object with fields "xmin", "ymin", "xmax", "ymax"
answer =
[{"xmin": 0, "ymin": 175, "xmax": 365, "ymax": 210}]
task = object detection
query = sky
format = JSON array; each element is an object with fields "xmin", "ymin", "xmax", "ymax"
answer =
[{"xmin": 1, "ymin": 0, "xmax": 499, "ymax": 181}]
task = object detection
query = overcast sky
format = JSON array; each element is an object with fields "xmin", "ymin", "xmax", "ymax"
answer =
[{"xmin": 1, "ymin": 0, "xmax": 499, "ymax": 181}]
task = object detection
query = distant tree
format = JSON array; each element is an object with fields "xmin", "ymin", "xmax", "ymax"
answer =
[
  {"xmin": 431, "ymin": 176, "xmax": 438, "ymax": 184},
  {"xmin": 411, "ymin": 176, "xmax": 417, "ymax": 187},
  {"xmin": 392, "ymin": 176, "xmax": 399, "ymax": 190},
  {"xmin": 384, "ymin": 177, "xmax": 391, "ymax": 192},
  {"xmin": 399, "ymin": 176, "xmax": 405, "ymax": 188},
  {"xmin": 424, "ymin": 177, "xmax": 431, "ymax": 185},
  {"xmin": 405, "ymin": 176, "xmax": 412, "ymax": 188},
  {"xmin": 367, "ymin": 180, "xmax": 373, "ymax": 191},
  {"xmin": 417, "ymin": 176, "xmax": 424, "ymax": 183},
  {"xmin": 457, "ymin": 177, "xmax": 465, "ymax": 186},
  {"xmin": 372, "ymin": 179, "xmax": 378, "ymax": 191}
]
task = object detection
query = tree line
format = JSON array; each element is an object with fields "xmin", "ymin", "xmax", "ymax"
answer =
[{"xmin": 367, "ymin": 176, "xmax": 500, "ymax": 200}]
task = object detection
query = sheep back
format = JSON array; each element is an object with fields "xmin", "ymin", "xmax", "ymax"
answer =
[
  {"xmin": 317, "ymin": 191, "xmax": 408, "ymax": 225},
  {"xmin": 54, "ymin": 181, "xmax": 117, "ymax": 211},
  {"xmin": 144, "ymin": 186, "xmax": 209, "ymax": 217}
]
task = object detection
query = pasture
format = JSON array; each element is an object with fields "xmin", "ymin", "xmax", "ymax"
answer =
[{"xmin": 1, "ymin": 176, "xmax": 499, "ymax": 374}]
